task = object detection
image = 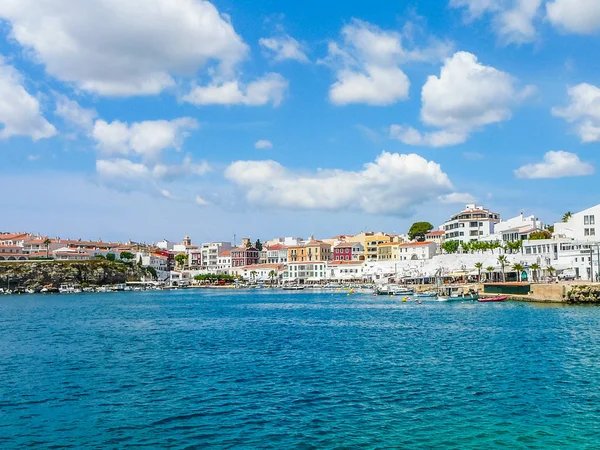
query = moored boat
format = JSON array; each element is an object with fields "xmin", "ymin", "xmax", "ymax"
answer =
[
  {"xmin": 436, "ymin": 286, "xmax": 479, "ymax": 302},
  {"xmin": 478, "ymin": 295, "xmax": 508, "ymax": 303}
]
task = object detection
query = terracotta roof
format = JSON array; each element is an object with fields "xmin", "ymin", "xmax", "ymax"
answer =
[
  {"xmin": 335, "ymin": 242, "xmax": 361, "ymax": 248},
  {"xmin": 219, "ymin": 250, "xmax": 231, "ymax": 256},
  {"xmin": 427, "ymin": 230, "xmax": 445, "ymax": 236},
  {"xmin": 399, "ymin": 241, "xmax": 436, "ymax": 247},
  {"xmin": 267, "ymin": 244, "xmax": 288, "ymax": 250},
  {"xmin": 0, "ymin": 233, "xmax": 29, "ymax": 241}
]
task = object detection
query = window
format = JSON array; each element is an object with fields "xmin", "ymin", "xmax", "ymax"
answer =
[
  {"xmin": 585, "ymin": 215, "xmax": 590, "ymax": 225},
  {"xmin": 591, "ymin": 215, "xmax": 596, "ymax": 225},
  {"xmin": 470, "ymin": 222, "xmax": 478, "ymax": 228}
]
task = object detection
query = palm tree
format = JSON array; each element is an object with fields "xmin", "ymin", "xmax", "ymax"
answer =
[
  {"xmin": 562, "ymin": 212, "xmax": 573, "ymax": 223},
  {"xmin": 547, "ymin": 266, "xmax": 556, "ymax": 280},
  {"xmin": 498, "ymin": 255, "xmax": 509, "ymax": 282},
  {"xmin": 250, "ymin": 271, "xmax": 258, "ymax": 283},
  {"xmin": 486, "ymin": 266, "xmax": 495, "ymax": 282},
  {"xmin": 474, "ymin": 262, "xmax": 483, "ymax": 282},
  {"xmin": 268, "ymin": 270, "xmax": 277, "ymax": 286},
  {"xmin": 530, "ymin": 263, "xmax": 540, "ymax": 282},
  {"xmin": 43, "ymin": 238, "xmax": 52, "ymax": 259},
  {"xmin": 513, "ymin": 263, "xmax": 525, "ymax": 282}
]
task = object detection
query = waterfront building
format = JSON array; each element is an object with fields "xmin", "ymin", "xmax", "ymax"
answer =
[
  {"xmin": 200, "ymin": 242, "xmax": 232, "ymax": 271},
  {"xmin": 287, "ymin": 239, "xmax": 332, "ymax": 262},
  {"xmin": 443, "ymin": 204, "xmax": 501, "ymax": 244},
  {"xmin": 188, "ymin": 249, "xmax": 203, "ymax": 268},
  {"xmin": 230, "ymin": 264, "xmax": 285, "ymax": 282},
  {"xmin": 266, "ymin": 244, "xmax": 288, "ymax": 264},
  {"xmin": 425, "ymin": 230, "xmax": 445, "ymax": 254},
  {"xmin": 217, "ymin": 250, "xmax": 232, "ymax": 272},
  {"xmin": 231, "ymin": 246, "xmax": 260, "ymax": 268},
  {"xmin": 0, "ymin": 233, "xmax": 31, "ymax": 247},
  {"xmin": 484, "ymin": 212, "xmax": 544, "ymax": 243},
  {"xmin": 333, "ymin": 242, "xmax": 365, "ymax": 261},
  {"xmin": 173, "ymin": 236, "xmax": 198, "ymax": 253},
  {"xmin": 0, "ymin": 246, "xmax": 29, "ymax": 261},
  {"xmin": 554, "ymin": 204, "xmax": 600, "ymax": 241},
  {"xmin": 347, "ymin": 232, "xmax": 393, "ymax": 261},
  {"xmin": 283, "ymin": 261, "xmax": 328, "ymax": 284},
  {"xmin": 156, "ymin": 239, "xmax": 174, "ymax": 251},
  {"xmin": 328, "ymin": 260, "xmax": 365, "ymax": 281},
  {"xmin": 377, "ymin": 242, "xmax": 438, "ymax": 261},
  {"xmin": 265, "ymin": 237, "xmax": 304, "ymax": 247},
  {"xmin": 137, "ymin": 252, "xmax": 171, "ymax": 280},
  {"xmin": 21, "ymin": 237, "xmax": 62, "ymax": 255}
]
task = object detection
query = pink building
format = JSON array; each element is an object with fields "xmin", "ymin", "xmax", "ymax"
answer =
[
  {"xmin": 231, "ymin": 246, "xmax": 260, "ymax": 268},
  {"xmin": 333, "ymin": 242, "xmax": 365, "ymax": 261}
]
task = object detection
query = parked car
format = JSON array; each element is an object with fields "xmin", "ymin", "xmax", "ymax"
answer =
[{"xmin": 558, "ymin": 269, "xmax": 576, "ymax": 281}]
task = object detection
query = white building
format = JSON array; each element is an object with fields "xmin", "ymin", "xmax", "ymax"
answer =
[
  {"xmin": 136, "ymin": 252, "xmax": 170, "ymax": 280},
  {"xmin": 398, "ymin": 242, "xmax": 438, "ymax": 260},
  {"xmin": 156, "ymin": 239, "xmax": 174, "ymax": 251},
  {"xmin": 554, "ymin": 205, "xmax": 599, "ymax": 241},
  {"xmin": 266, "ymin": 237, "xmax": 305, "ymax": 247},
  {"xmin": 283, "ymin": 261, "xmax": 328, "ymax": 284},
  {"xmin": 328, "ymin": 261, "xmax": 365, "ymax": 281},
  {"xmin": 487, "ymin": 212, "xmax": 544, "ymax": 242},
  {"xmin": 230, "ymin": 264, "xmax": 285, "ymax": 282},
  {"xmin": 443, "ymin": 204, "xmax": 501, "ymax": 244},
  {"xmin": 217, "ymin": 250, "xmax": 232, "ymax": 272},
  {"xmin": 201, "ymin": 242, "xmax": 232, "ymax": 271},
  {"xmin": 266, "ymin": 244, "xmax": 288, "ymax": 264}
]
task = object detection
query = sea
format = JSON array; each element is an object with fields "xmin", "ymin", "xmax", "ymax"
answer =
[{"xmin": 1, "ymin": 289, "xmax": 600, "ymax": 449}]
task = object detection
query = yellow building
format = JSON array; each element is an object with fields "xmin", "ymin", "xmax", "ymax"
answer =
[
  {"xmin": 348, "ymin": 232, "xmax": 393, "ymax": 261},
  {"xmin": 377, "ymin": 242, "xmax": 401, "ymax": 261},
  {"xmin": 287, "ymin": 240, "xmax": 332, "ymax": 262}
]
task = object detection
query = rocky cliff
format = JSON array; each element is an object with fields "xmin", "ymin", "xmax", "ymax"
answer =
[
  {"xmin": 567, "ymin": 285, "xmax": 600, "ymax": 303},
  {"xmin": 0, "ymin": 261, "xmax": 146, "ymax": 291}
]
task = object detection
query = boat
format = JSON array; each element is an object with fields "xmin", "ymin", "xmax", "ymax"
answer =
[
  {"xmin": 436, "ymin": 286, "xmax": 479, "ymax": 302},
  {"xmin": 478, "ymin": 295, "xmax": 508, "ymax": 303},
  {"xmin": 415, "ymin": 292, "xmax": 438, "ymax": 298},
  {"xmin": 282, "ymin": 285, "xmax": 305, "ymax": 291},
  {"xmin": 375, "ymin": 284, "xmax": 414, "ymax": 296}
]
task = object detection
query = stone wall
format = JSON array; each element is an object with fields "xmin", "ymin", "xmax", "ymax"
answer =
[
  {"xmin": 0, "ymin": 261, "xmax": 146, "ymax": 291},
  {"xmin": 566, "ymin": 285, "xmax": 600, "ymax": 303}
]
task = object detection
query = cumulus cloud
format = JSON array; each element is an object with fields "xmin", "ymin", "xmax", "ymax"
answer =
[
  {"xmin": 183, "ymin": 73, "xmax": 288, "ymax": 107},
  {"xmin": 0, "ymin": 56, "xmax": 56, "ymax": 141},
  {"xmin": 552, "ymin": 83, "xmax": 600, "ymax": 142},
  {"xmin": 0, "ymin": 0, "xmax": 248, "ymax": 96},
  {"xmin": 439, "ymin": 192, "xmax": 477, "ymax": 204},
  {"xmin": 152, "ymin": 156, "xmax": 211, "ymax": 181},
  {"xmin": 450, "ymin": 0, "xmax": 542, "ymax": 45},
  {"xmin": 515, "ymin": 151, "xmax": 594, "ymax": 179},
  {"xmin": 55, "ymin": 95, "xmax": 97, "ymax": 132},
  {"xmin": 195, "ymin": 195, "xmax": 210, "ymax": 206},
  {"xmin": 225, "ymin": 151, "xmax": 455, "ymax": 215},
  {"xmin": 547, "ymin": 0, "xmax": 600, "ymax": 34},
  {"xmin": 259, "ymin": 35, "xmax": 309, "ymax": 63},
  {"xmin": 323, "ymin": 19, "xmax": 452, "ymax": 106},
  {"xmin": 391, "ymin": 51, "xmax": 533, "ymax": 147},
  {"xmin": 92, "ymin": 118, "xmax": 198, "ymax": 160},
  {"xmin": 254, "ymin": 140, "xmax": 273, "ymax": 149}
]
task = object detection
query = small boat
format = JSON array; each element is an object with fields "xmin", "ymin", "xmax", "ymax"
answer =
[
  {"xmin": 436, "ymin": 286, "xmax": 479, "ymax": 302},
  {"xmin": 415, "ymin": 292, "xmax": 437, "ymax": 298},
  {"xmin": 282, "ymin": 285, "xmax": 305, "ymax": 291},
  {"xmin": 375, "ymin": 284, "xmax": 414, "ymax": 296},
  {"xmin": 478, "ymin": 295, "xmax": 508, "ymax": 303}
]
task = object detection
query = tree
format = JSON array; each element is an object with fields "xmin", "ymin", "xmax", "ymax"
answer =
[
  {"xmin": 145, "ymin": 266, "xmax": 157, "ymax": 279},
  {"xmin": 486, "ymin": 266, "xmax": 495, "ymax": 282},
  {"xmin": 513, "ymin": 263, "xmax": 525, "ymax": 282},
  {"xmin": 442, "ymin": 240, "xmax": 460, "ymax": 254},
  {"xmin": 498, "ymin": 255, "xmax": 509, "ymax": 282},
  {"xmin": 255, "ymin": 239, "xmax": 263, "ymax": 251},
  {"xmin": 506, "ymin": 240, "xmax": 522, "ymax": 254},
  {"xmin": 530, "ymin": 263, "xmax": 540, "ymax": 282},
  {"xmin": 529, "ymin": 230, "xmax": 552, "ymax": 240},
  {"xmin": 546, "ymin": 225, "xmax": 555, "ymax": 233},
  {"xmin": 547, "ymin": 266, "xmax": 556, "ymax": 280},
  {"xmin": 120, "ymin": 251, "xmax": 135, "ymax": 262},
  {"xmin": 174, "ymin": 254, "xmax": 187, "ymax": 268},
  {"xmin": 408, "ymin": 222, "xmax": 434, "ymax": 242},
  {"xmin": 475, "ymin": 262, "xmax": 483, "ymax": 281},
  {"xmin": 43, "ymin": 238, "xmax": 52, "ymax": 259},
  {"xmin": 268, "ymin": 270, "xmax": 277, "ymax": 286},
  {"xmin": 250, "ymin": 271, "xmax": 258, "ymax": 282},
  {"xmin": 106, "ymin": 253, "xmax": 116, "ymax": 262},
  {"xmin": 562, "ymin": 212, "xmax": 573, "ymax": 223}
]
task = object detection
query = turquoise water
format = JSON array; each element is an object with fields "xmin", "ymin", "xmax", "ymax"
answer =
[{"xmin": 1, "ymin": 290, "xmax": 600, "ymax": 448}]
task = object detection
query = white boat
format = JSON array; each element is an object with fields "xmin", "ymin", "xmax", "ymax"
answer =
[
  {"xmin": 376, "ymin": 284, "xmax": 414, "ymax": 296},
  {"xmin": 436, "ymin": 286, "xmax": 479, "ymax": 302},
  {"xmin": 59, "ymin": 284, "xmax": 76, "ymax": 294},
  {"xmin": 282, "ymin": 285, "xmax": 305, "ymax": 291}
]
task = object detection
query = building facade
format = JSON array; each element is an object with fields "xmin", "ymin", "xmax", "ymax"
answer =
[
  {"xmin": 201, "ymin": 242, "xmax": 232, "ymax": 271},
  {"xmin": 333, "ymin": 242, "xmax": 365, "ymax": 261},
  {"xmin": 554, "ymin": 204, "xmax": 600, "ymax": 241},
  {"xmin": 443, "ymin": 204, "xmax": 501, "ymax": 243},
  {"xmin": 231, "ymin": 246, "xmax": 260, "ymax": 268}
]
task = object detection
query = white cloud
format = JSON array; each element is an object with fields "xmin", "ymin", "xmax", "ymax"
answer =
[
  {"xmin": 195, "ymin": 195, "xmax": 210, "ymax": 206},
  {"xmin": 92, "ymin": 118, "xmax": 198, "ymax": 160},
  {"xmin": 515, "ymin": 151, "xmax": 594, "ymax": 179},
  {"xmin": 152, "ymin": 156, "xmax": 211, "ymax": 181},
  {"xmin": 323, "ymin": 19, "xmax": 452, "ymax": 106},
  {"xmin": 552, "ymin": 83, "xmax": 600, "ymax": 142},
  {"xmin": 255, "ymin": 140, "xmax": 273, "ymax": 149},
  {"xmin": 439, "ymin": 192, "xmax": 477, "ymax": 204},
  {"xmin": 391, "ymin": 51, "xmax": 532, "ymax": 147},
  {"xmin": 450, "ymin": 0, "xmax": 542, "ymax": 45},
  {"xmin": 225, "ymin": 151, "xmax": 454, "ymax": 215},
  {"xmin": 55, "ymin": 95, "xmax": 97, "ymax": 132},
  {"xmin": 259, "ymin": 35, "xmax": 309, "ymax": 63},
  {"xmin": 0, "ymin": 0, "xmax": 248, "ymax": 96},
  {"xmin": 96, "ymin": 158, "xmax": 150, "ymax": 180},
  {"xmin": 547, "ymin": 0, "xmax": 600, "ymax": 34},
  {"xmin": 0, "ymin": 56, "xmax": 56, "ymax": 141},
  {"xmin": 183, "ymin": 73, "xmax": 288, "ymax": 107}
]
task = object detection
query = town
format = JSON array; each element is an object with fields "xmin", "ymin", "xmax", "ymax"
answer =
[{"xmin": 2, "ymin": 202, "xmax": 600, "ymax": 289}]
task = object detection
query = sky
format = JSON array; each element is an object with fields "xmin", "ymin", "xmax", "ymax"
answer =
[{"xmin": 1, "ymin": 0, "xmax": 599, "ymax": 244}]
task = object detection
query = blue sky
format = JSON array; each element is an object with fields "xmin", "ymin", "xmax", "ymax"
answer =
[{"xmin": 1, "ymin": 0, "xmax": 599, "ymax": 243}]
